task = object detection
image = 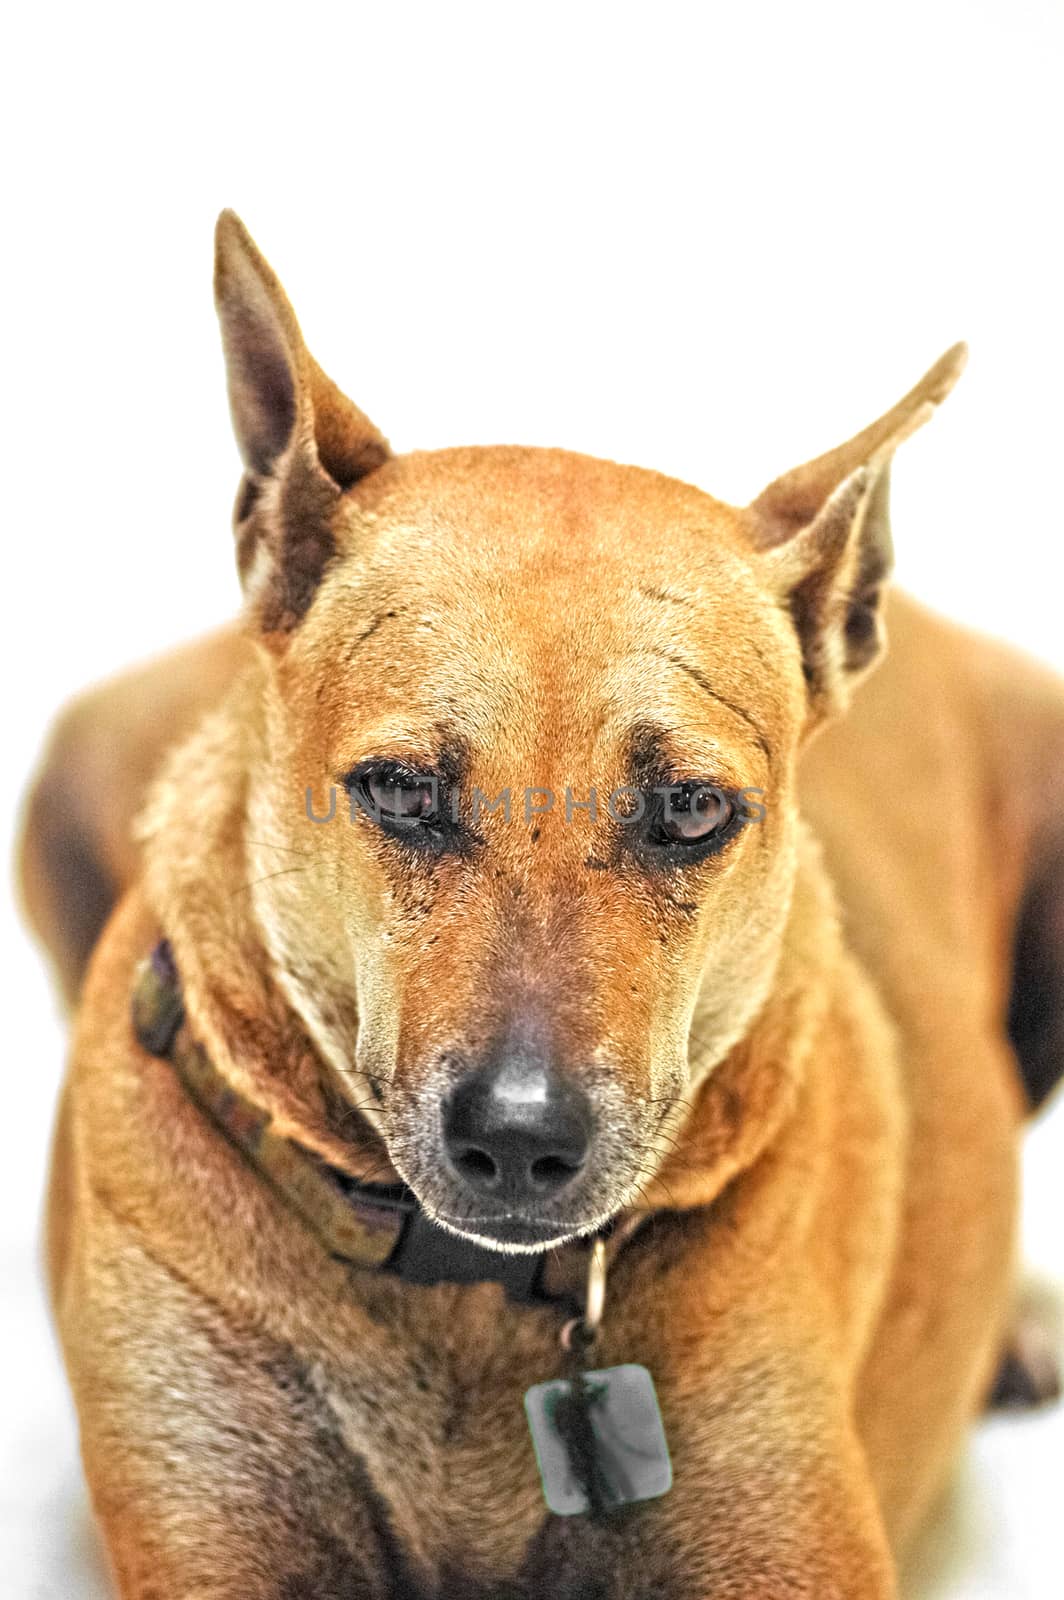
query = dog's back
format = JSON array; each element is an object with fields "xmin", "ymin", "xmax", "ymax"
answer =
[{"xmin": 804, "ymin": 587, "xmax": 1064, "ymax": 1115}]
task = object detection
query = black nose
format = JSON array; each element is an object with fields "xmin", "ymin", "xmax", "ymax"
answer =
[{"xmin": 442, "ymin": 1057, "xmax": 593, "ymax": 1205}]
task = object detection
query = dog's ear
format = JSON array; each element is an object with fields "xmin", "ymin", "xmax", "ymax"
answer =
[
  {"xmin": 749, "ymin": 344, "xmax": 967, "ymax": 728},
  {"xmin": 214, "ymin": 210, "xmax": 391, "ymax": 635}
]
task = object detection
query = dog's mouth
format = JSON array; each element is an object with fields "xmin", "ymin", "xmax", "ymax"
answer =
[{"xmin": 430, "ymin": 1208, "xmax": 606, "ymax": 1253}]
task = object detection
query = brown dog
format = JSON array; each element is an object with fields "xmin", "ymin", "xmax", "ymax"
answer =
[{"xmin": 20, "ymin": 212, "xmax": 1064, "ymax": 1598}]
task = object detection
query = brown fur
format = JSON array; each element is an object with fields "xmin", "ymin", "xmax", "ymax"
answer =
[{"xmin": 19, "ymin": 213, "xmax": 1064, "ymax": 1598}]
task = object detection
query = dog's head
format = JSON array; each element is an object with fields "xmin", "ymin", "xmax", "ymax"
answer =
[{"xmin": 215, "ymin": 212, "xmax": 964, "ymax": 1250}]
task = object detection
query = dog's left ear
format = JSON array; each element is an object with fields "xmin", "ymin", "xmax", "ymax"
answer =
[
  {"xmin": 214, "ymin": 210, "xmax": 391, "ymax": 636},
  {"xmin": 749, "ymin": 344, "xmax": 967, "ymax": 727}
]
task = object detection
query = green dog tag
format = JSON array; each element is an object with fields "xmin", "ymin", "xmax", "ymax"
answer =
[{"xmin": 524, "ymin": 1363, "xmax": 672, "ymax": 1516}]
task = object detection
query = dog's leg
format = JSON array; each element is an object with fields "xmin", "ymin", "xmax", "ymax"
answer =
[
  {"xmin": 18, "ymin": 626, "xmax": 249, "ymax": 1003},
  {"xmin": 505, "ymin": 1202, "xmax": 900, "ymax": 1600},
  {"xmin": 63, "ymin": 1202, "xmax": 413, "ymax": 1600}
]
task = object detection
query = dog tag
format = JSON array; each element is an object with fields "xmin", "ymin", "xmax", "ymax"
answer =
[{"xmin": 524, "ymin": 1363, "xmax": 672, "ymax": 1516}]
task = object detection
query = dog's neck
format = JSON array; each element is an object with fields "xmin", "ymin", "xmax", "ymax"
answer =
[
  {"xmin": 137, "ymin": 666, "xmax": 378, "ymax": 1177},
  {"xmin": 138, "ymin": 665, "xmax": 849, "ymax": 1216}
]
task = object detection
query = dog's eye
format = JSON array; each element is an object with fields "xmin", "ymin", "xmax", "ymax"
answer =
[
  {"xmin": 654, "ymin": 784, "xmax": 735, "ymax": 846},
  {"xmin": 362, "ymin": 771, "xmax": 438, "ymax": 823},
  {"xmin": 344, "ymin": 762, "xmax": 444, "ymax": 835}
]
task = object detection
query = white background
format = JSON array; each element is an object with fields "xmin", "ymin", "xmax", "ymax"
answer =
[{"xmin": 2, "ymin": 4, "xmax": 1061, "ymax": 1595}]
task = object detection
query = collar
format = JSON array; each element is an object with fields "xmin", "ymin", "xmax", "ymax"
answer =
[{"xmin": 131, "ymin": 941, "xmax": 640, "ymax": 1311}]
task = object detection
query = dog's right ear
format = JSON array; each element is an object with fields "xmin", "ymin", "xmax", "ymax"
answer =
[{"xmin": 214, "ymin": 211, "xmax": 391, "ymax": 635}]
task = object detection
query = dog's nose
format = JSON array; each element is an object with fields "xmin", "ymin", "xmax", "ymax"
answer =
[{"xmin": 442, "ymin": 1057, "xmax": 593, "ymax": 1204}]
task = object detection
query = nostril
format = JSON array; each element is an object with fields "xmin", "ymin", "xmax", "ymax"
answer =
[
  {"xmin": 453, "ymin": 1146, "xmax": 499, "ymax": 1185},
  {"xmin": 529, "ymin": 1153, "xmax": 582, "ymax": 1190}
]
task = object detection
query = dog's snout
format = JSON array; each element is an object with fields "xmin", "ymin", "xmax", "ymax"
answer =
[{"xmin": 442, "ymin": 1057, "xmax": 593, "ymax": 1204}]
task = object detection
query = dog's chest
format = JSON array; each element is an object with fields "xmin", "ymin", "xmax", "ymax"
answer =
[{"xmin": 304, "ymin": 1287, "xmax": 562, "ymax": 1587}]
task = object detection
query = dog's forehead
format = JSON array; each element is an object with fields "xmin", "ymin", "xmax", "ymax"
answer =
[
  {"xmin": 343, "ymin": 444, "xmax": 746, "ymax": 564},
  {"xmin": 299, "ymin": 446, "xmax": 801, "ymax": 767},
  {"xmin": 328, "ymin": 446, "xmax": 778, "ymax": 625}
]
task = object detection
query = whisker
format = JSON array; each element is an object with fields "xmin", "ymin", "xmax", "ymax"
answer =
[
  {"xmin": 228, "ymin": 865, "xmax": 312, "ymax": 900},
  {"xmin": 337, "ymin": 1066, "xmax": 395, "ymax": 1088},
  {"xmin": 246, "ymin": 838, "xmax": 315, "ymax": 858},
  {"xmin": 336, "ymin": 1101, "xmax": 390, "ymax": 1122},
  {"xmin": 632, "ymin": 1164, "xmax": 682, "ymax": 1211}
]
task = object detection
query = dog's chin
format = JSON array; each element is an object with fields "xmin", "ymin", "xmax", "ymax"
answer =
[{"xmin": 428, "ymin": 1208, "xmax": 604, "ymax": 1255}]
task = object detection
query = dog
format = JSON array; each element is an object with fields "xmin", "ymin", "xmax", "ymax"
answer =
[{"xmin": 19, "ymin": 211, "xmax": 1064, "ymax": 1599}]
